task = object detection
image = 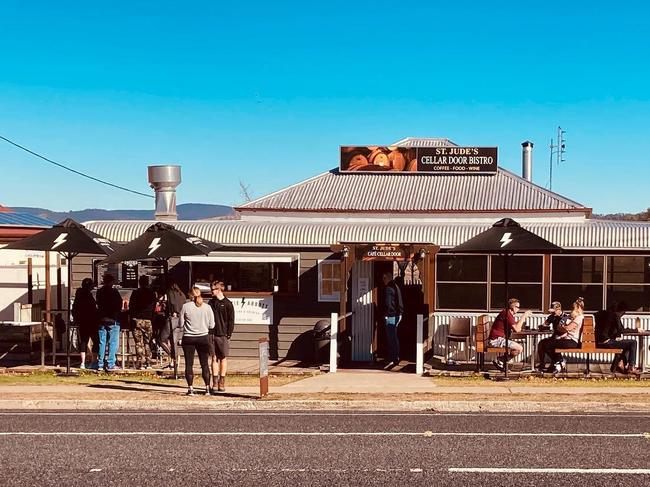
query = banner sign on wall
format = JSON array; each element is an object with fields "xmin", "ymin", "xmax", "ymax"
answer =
[
  {"xmin": 230, "ymin": 296, "xmax": 273, "ymax": 324},
  {"xmin": 340, "ymin": 146, "xmax": 498, "ymax": 174},
  {"xmin": 357, "ymin": 244, "xmax": 408, "ymax": 261}
]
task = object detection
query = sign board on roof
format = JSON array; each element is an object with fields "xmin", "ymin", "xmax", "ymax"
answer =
[{"xmin": 340, "ymin": 146, "xmax": 498, "ymax": 174}]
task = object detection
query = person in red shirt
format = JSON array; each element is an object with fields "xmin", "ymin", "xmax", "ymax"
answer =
[{"xmin": 488, "ymin": 297, "xmax": 532, "ymax": 371}]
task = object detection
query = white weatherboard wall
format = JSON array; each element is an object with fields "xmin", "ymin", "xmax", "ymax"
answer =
[
  {"xmin": 0, "ymin": 249, "xmax": 66, "ymax": 322},
  {"xmin": 351, "ymin": 261, "xmax": 373, "ymax": 361}
]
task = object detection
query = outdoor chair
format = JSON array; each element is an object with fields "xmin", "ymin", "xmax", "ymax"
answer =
[{"xmin": 445, "ymin": 317, "xmax": 472, "ymax": 364}]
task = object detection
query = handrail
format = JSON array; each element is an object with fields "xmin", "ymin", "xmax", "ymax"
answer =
[{"xmin": 338, "ymin": 311, "xmax": 354, "ymax": 322}]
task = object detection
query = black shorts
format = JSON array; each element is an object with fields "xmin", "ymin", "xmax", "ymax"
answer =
[
  {"xmin": 208, "ymin": 335, "xmax": 230, "ymax": 359},
  {"xmin": 78, "ymin": 326, "xmax": 99, "ymax": 353}
]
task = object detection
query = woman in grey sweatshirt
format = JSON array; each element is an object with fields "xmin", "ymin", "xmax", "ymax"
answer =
[{"xmin": 179, "ymin": 287, "xmax": 215, "ymax": 395}]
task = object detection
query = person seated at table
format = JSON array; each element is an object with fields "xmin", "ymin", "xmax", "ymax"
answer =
[
  {"xmin": 536, "ymin": 301, "xmax": 567, "ymax": 371},
  {"xmin": 595, "ymin": 301, "xmax": 639, "ymax": 375},
  {"xmin": 488, "ymin": 297, "xmax": 532, "ymax": 371},
  {"xmin": 543, "ymin": 297, "xmax": 585, "ymax": 374}
]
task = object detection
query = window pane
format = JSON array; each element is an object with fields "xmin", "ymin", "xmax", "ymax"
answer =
[
  {"xmin": 607, "ymin": 256, "xmax": 650, "ymax": 284},
  {"xmin": 321, "ymin": 280, "xmax": 333, "ymax": 296},
  {"xmin": 332, "ymin": 263, "xmax": 341, "ymax": 279},
  {"xmin": 606, "ymin": 285, "xmax": 650, "ymax": 312},
  {"xmin": 491, "ymin": 256, "xmax": 542, "ymax": 282},
  {"xmin": 550, "ymin": 284, "xmax": 603, "ymax": 311},
  {"xmin": 321, "ymin": 263, "xmax": 333, "ymax": 279},
  {"xmin": 437, "ymin": 255, "xmax": 487, "ymax": 282},
  {"xmin": 490, "ymin": 284, "xmax": 542, "ymax": 310},
  {"xmin": 332, "ymin": 279, "xmax": 340, "ymax": 293},
  {"xmin": 552, "ymin": 256, "xmax": 603, "ymax": 283},
  {"xmin": 437, "ymin": 283, "xmax": 487, "ymax": 310}
]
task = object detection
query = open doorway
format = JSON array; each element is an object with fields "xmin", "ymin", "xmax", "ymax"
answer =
[{"xmin": 372, "ymin": 261, "xmax": 423, "ymax": 363}]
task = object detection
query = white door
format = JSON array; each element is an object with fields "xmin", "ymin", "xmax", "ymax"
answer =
[{"xmin": 351, "ymin": 261, "xmax": 374, "ymax": 361}]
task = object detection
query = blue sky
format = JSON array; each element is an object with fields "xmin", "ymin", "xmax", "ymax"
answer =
[{"xmin": 1, "ymin": 1, "xmax": 648, "ymax": 214}]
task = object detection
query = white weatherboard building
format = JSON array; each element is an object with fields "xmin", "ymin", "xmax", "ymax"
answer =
[
  {"xmin": 0, "ymin": 210, "xmax": 61, "ymax": 323},
  {"xmin": 80, "ymin": 138, "xmax": 650, "ymax": 363}
]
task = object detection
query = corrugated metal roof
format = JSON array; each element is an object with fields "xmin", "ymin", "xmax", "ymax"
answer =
[
  {"xmin": 0, "ymin": 213, "xmax": 54, "ymax": 227},
  {"xmin": 84, "ymin": 219, "xmax": 650, "ymax": 251},
  {"xmin": 392, "ymin": 137, "xmax": 458, "ymax": 147},
  {"xmin": 239, "ymin": 168, "xmax": 587, "ymax": 213}
]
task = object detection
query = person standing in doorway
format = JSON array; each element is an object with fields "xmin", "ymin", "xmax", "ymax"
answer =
[
  {"xmin": 179, "ymin": 287, "xmax": 214, "ymax": 395},
  {"xmin": 72, "ymin": 278, "xmax": 98, "ymax": 369},
  {"xmin": 95, "ymin": 273, "xmax": 122, "ymax": 371},
  {"xmin": 382, "ymin": 272, "xmax": 403, "ymax": 368},
  {"xmin": 129, "ymin": 275, "xmax": 157, "ymax": 369},
  {"xmin": 208, "ymin": 281, "xmax": 235, "ymax": 392}
]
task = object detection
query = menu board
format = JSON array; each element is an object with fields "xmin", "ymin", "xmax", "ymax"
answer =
[
  {"xmin": 229, "ymin": 295, "xmax": 273, "ymax": 325},
  {"xmin": 121, "ymin": 261, "xmax": 139, "ymax": 288}
]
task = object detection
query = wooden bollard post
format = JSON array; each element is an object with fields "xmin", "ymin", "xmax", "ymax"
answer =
[{"xmin": 259, "ymin": 337, "xmax": 269, "ymax": 397}]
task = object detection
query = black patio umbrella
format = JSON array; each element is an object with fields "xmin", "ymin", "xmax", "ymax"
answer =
[
  {"xmin": 102, "ymin": 222, "xmax": 222, "ymax": 378},
  {"xmin": 450, "ymin": 218, "xmax": 562, "ymax": 378},
  {"xmin": 3, "ymin": 218, "xmax": 119, "ymax": 374}
]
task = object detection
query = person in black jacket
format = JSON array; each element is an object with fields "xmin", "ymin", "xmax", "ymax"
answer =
[
  {"xmin": 595, "ymin": 302, "xmax": 639, "ymax": 374},
  {"xmin": 95, "ymin": 273, "xmax": 123, "ymax": 371},
  {"xmin": 72, "ymin": 278, "xmax": 98, "ymax": 369},
  {"xmin": 536, "ymin": 301, "xmax": 566, "ymax": 372},
  {"xmin": 208, "ymin": 281, "xmax": 235, "ymax": 392},
  {"xmin": 158, "ymin": 280, "xmax": 187, "ymax": 370},
  {"xmin": 382, "ymin": 272, "xmax": 403, "ymax": 368},
  {"xmin": 129, "ymin": 275, "xmax": 157, "ymax": 369}
]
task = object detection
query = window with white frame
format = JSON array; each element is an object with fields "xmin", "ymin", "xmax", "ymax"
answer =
[{"xmin": 318, "ymin": 259, "xmax": 341, "ymax": 302}]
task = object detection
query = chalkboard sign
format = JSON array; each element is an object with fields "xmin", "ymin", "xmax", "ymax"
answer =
[{"xmin": 121, "ymin": 261, "xmax": 139, "ymax": 288}]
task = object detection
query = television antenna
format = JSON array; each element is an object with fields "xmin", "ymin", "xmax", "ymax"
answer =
[{"xmin": 548, "ymin": 126, "xmax": 566, "ymax": 191}]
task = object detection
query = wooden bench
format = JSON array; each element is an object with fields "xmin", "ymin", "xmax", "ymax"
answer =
[
  {"xmin": 558, "ymin": 315, "xmax": 622, "ymax": 374},
  {"xmin": 475, "ymin": 314, "xmax": 506, "ymax": 372}
]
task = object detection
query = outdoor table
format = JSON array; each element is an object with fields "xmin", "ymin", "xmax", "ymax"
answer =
[
  {"xmin": 621, "ymin": 330, "xmax": 650, "ymax": 373},
  {"xmin": 511, "ymin": 329, "xmax": 553, "ymax": 370}
]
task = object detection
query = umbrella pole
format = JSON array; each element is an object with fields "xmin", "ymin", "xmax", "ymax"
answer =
[
  {"xmin": 65, "ymin": 255, "xmax": 73, "ymax": 376},
  {"xmin": 162, "ymin": 259, "xmax": 178, "ymax": 380},
  {"xmin": 503, "ymin": 254, "xmax": 509, "ymax": 379}
]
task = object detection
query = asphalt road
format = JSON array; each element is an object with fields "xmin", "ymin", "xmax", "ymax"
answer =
[{"xmin": 1, "ymin": 411, "xmax": 650, "ymax": 486}]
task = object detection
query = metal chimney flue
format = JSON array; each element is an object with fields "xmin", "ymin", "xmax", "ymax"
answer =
[
  {"xmin": 148, "ymin": 165, "xmax": 181, "ymax": 221},
  {"xmin": 521, "ymin": 141, "xmax": 533, "ymax": 182}
]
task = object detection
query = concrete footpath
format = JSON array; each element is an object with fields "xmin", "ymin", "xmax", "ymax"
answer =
[{"xmin": 2, "ymin": 369, "xmax": 650, "ymax": 412}]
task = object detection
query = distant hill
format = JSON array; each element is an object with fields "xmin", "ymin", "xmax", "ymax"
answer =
[
  {"xmin": 593, "ymin": 208, "xmax": 650, "ymax": 221},
  {"xmin": 10, "ymin": 203, "xmax": 237, "ymax": 222}
]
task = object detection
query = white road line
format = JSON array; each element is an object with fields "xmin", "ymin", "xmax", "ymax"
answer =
[
  {"xmin": 0, "ymin": 431, "xmax": 646, "ymax": 438},
  {"xmin": 449, "ymin": 467, "xmax": 650, "ymax": 474},
  {"xmin": 2, "ymin": 412, "xmax": 650, "ymax": 418},
  {"xmin": 410, "ymin": 468, "xmax": 423, "ymax": 473},
  {"xmin": 89, "ymin": 468, "xmax": 102, "ymax": 472}
]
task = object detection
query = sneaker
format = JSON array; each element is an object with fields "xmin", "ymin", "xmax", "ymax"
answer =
[
  {"xmin": 492, "ymin": 358, "xmax": 505, "ymax": 371},
  {"xmin": 218, "ymin": 377, "xmax": 226, "ymax": 392},
  {"xmin": 535, "ymin": 364, "xmax": 546, "ymax": 373},
  {"xmin": 553, "ymin": 361, "xmax": 564, "ymax": 374},
  {"xmin": 185, "ymin": 388, "xmax": 194, "ymax": 396},
  {"xmin": 79, "ymin": 363, "xmax": 86, "ymax": 370}
]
